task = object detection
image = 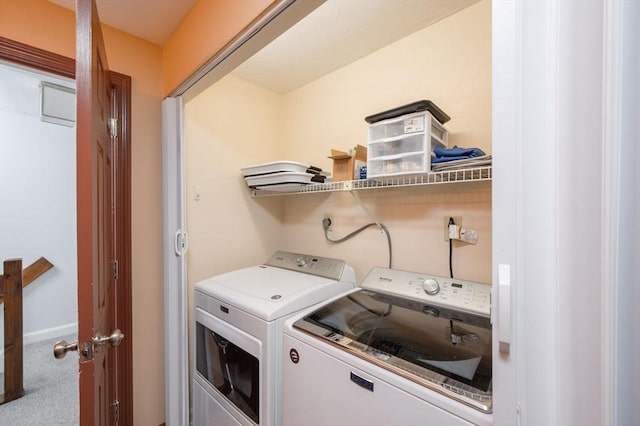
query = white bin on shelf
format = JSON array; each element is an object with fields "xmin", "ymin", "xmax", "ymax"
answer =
[{"xmin": 367, "ymin": 111, "xmax": 448, "ymax": 178}]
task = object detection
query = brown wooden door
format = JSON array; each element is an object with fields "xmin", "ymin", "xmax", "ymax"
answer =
[{"xmin": 76, "ymin": 0, "xmax": 119, "ymax": 424}]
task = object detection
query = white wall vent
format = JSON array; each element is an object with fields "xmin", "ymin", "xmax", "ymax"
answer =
[{"xmin": 40, "ymin": 81, "xmax": 75, "ymax": 127}]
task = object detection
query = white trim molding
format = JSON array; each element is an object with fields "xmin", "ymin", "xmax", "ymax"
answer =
[
  {"xmin": 601, "ymin": 1, "xmax": 640, "ymax": 425},
  {"xmin": 162, "ymin": 96, "xmax": 189, "ymax": 426}
]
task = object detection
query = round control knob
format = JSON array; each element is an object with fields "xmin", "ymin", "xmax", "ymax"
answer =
[
  {"xmin": 422, "ymin": 278, "xmax": 440, "ymax": 295},
  {"xmin": 296, "ymin": 257, "xmax": 307, "ymax": 267}
]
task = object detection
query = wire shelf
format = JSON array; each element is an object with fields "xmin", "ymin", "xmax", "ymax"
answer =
[{"xmin": 249, "ymin": 166, "xmax": 492, "ymax": 197}]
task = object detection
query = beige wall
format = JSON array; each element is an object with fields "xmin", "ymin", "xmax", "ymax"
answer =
[
  {"xmin": 0, "ymin": 0, "xmax": 75, "ymax": 58},
  {"xmin": 279, "ymin": 0, "xmax": 492, "ymax": 283},
  {"xmin": 101, "ymin": 27, "xmax": 166, "ymax": 426},
  {"xmin": 185, "ymin": 74, "xmax": 286, "ymax": 284},
  {"xmin": 281, "ymin": 0, "xmax": 491, "ymax": 171},
  {"xmin": 186, "ymin": 0, "xmax": 492, "ymax": 289}
]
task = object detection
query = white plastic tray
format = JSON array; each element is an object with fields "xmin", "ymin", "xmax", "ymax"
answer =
[
  {"xmin": 245, "ymin": 171, "xmax": 326, "ymax": 188},
  {"xmin": 241, "ymin": 161, "xmax": 322, "ymax": 177}
]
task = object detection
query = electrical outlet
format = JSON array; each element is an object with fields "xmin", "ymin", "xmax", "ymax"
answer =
[
  {"xmin": 323, "ymin": 213, "xmax": 333, "ymax": 231},
  {"xmin": 459, "ymin": 227, "xmax": 478, "ymax": 244},
  {"xmin": 443, "ymin": 216, "xmax": 462, "ymax": 242}
]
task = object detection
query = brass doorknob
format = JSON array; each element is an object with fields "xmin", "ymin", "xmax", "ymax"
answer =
[
  {"xmin": 53, "ymin": 329, "xmax": 124, "ymax": 360},
  {"xmin": 93, "ymin": 329, "xmax": 125, "ymax": 347},
  {"xmin": 53, "ymin": 340, "xmax": 78, "ymax": 359}
]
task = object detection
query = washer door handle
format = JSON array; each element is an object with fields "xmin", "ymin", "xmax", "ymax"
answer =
[{"xmin": 350, "ymin": 372, "xmax": 374, "ymax": 392}]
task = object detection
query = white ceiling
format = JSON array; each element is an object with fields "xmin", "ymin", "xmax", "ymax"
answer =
[{"xmin": 48, "ymin": 0, "xmax": 478, "ymax": 93}]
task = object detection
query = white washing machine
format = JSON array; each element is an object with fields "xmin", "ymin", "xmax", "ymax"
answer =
[
  {"xmin": 282, "ymin": 267, "xmax": 493, "ymax": 426},
  {"xmin": 192, "ymin": 251, "xmax": 356, "ymax": 426}
]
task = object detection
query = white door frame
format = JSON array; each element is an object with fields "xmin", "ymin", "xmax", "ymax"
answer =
[
  {"xmin": 600, "ymin": 2, "xmax": 640, "ymax": 425},
  {"xmin": 162, "ymin": 96, "xmax": 189, "ymax": 426},
  {"xmin": 492, "ymin": 1, "xmax": 639, "ymax": 425}
]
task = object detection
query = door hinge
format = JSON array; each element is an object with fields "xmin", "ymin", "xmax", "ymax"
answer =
[
  {"xmin": 109, "ymin": 118, "xmax": 118, "ymax": 138},
  {"xmin": 112, "ymin": 260, "xmax": 119, "ymax": 280},
  {"xmin": 112, "ymin": 400, "xmax": 120, "ymax": 422}
]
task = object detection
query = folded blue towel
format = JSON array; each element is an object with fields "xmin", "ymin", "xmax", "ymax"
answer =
[{"xmin": 432, "ymin": 146, "xmax": 486, "ymax": 163}]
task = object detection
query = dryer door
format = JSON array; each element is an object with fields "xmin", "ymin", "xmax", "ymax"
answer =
[{"xmin": 195, "ymin": 307, "xmax": 261, "ymax": 424}]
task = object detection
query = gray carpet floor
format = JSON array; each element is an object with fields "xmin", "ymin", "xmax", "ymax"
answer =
[{"xmin": 0, "ymin": 334, "xmax": 78, "ymax": 425}]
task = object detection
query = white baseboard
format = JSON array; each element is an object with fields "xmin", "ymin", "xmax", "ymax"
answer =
[
  {"xmin": 0, "ymin": 322, "xmax": 77, "ymax": 374},
  {"xmin": 23, "ymin": 322, "xmax": 78, "ymax": 345}
]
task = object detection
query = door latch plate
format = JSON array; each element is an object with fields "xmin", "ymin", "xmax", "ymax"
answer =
[{"xmin": 79, "ymin": 341, "xmax": 93, "ymax": 362}]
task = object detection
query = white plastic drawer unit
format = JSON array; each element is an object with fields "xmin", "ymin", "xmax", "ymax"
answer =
[{"xmin": 367, "ymin": 111, "xmax": 448, "ymax": 178}]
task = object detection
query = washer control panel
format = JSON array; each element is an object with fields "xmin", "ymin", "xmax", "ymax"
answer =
[
  {"xmin": 361, "ymin": 267, "xmax": 491, "ymax": 317},
  {"xmin": 265, "ymin": 251, "xmax": 346, "ymax": 281}
]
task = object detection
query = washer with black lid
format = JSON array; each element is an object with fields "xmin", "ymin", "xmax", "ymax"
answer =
[{"xmin": 282, "ymin": 266, "xmax": 492, "ymax": 426}]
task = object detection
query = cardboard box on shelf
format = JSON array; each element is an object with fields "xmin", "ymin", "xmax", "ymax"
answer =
[{"xmin": 329, "ymin": 144, "xmax": 368, "ymax": 181}]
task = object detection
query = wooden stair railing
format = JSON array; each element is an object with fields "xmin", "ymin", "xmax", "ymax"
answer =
[
  {"xmin": 0, "ymin": 257, "xmax": 53, "ymax": 305},
  {"xmin": 0, "ymin": 257, "xmax": 54, "ymax": 405}
]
